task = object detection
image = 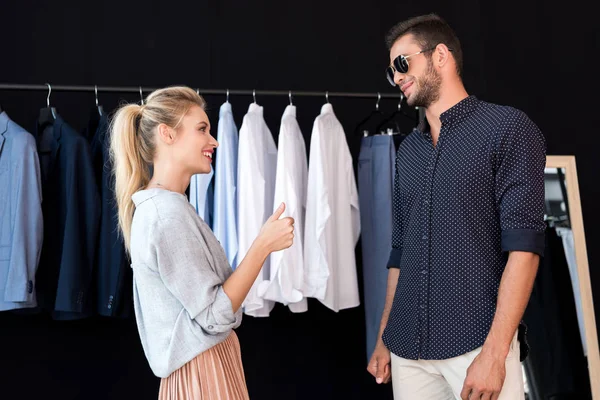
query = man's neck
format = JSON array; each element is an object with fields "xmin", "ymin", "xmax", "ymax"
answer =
[{"xmin": 424, "ymin": 83, "xmax": 469, "ymax": 146}]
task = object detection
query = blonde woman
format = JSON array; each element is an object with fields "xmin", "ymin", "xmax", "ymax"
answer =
[{"xmin": 110, "ymin": 86, "xmax": 294, "ymax": 399}]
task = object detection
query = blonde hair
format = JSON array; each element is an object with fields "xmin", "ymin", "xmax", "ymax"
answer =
[{"xmin": 109, "ymin": 86, "xmax": 206, "ymax": 252}]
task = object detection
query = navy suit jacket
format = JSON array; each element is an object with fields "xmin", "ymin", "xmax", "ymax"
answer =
[
  {"xmin": 90, "ymin": 114, "xmax": 132, "ymax": 318},
  {"xmin": 35, "ymin": 115, "xmax": 100, "ymax": 320}
]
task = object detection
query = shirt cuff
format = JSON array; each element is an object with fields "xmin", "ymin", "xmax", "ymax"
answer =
[
  {"xmin": 304, "ymin": 277, "xmax": 328, "ymax": 301},
  {"xmin": 387, "ymin": 248, "xmax": 402, "ymax": 269},
  {"xmin": 198, "ymin": 287, "xmax": 237, "ymax": 335},
  {"xmin": 501, "ymin": 229, "xmax": 545, "ymax": 257}
]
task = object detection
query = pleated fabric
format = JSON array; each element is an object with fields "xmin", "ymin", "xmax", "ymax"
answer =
[{"xmin": 158, "ymin": 331, "xmax": 249, "ymax": 400}]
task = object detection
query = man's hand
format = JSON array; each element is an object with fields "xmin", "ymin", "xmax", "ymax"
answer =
[
  {"xmin": 460, "ymin": 349, "xmax": 506, "ymax": 400},
  {"xmin": 367, "ymin": 342, "xmax": 392, "ymax": 384}
]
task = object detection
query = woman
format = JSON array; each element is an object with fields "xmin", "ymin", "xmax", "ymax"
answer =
[{"xmin": 110, "ymin": 86, "xmax": 294, "ymax": 399}]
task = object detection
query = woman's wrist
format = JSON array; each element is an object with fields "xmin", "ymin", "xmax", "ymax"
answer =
[{"xmin": 250, "ymin": 237, "xmax": 270, "ymax": 261}]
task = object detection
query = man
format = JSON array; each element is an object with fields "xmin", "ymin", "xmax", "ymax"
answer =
[{"xmin": 367, "ymin": 14, "xmax": 546, "ymax": 399}]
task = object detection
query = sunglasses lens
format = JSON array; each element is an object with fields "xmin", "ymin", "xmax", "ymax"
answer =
[
  {"xmin": 393, "ymin": 56, "xmax": 409, "ymax": 74},
  {"xmin": 386, "ymin": 67, "xmax": 396, "ymax": 86}
]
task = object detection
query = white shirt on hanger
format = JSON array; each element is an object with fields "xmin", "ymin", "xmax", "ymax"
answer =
[
  {"xmin": 237, "ymin": 103, "xmax": 277, "ymax": 317},
  {"xmin": 304, "ymin": 103, "xmax": 361, "ymax": 312},
  {"xmin": 258, "ymin": 105, "xmax": 308, "ymax": 313}
]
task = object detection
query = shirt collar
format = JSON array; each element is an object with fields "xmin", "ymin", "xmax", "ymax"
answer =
[
  {"xmin": 417, "ymin": 95, "xmax": 479, "ymax": 135},
  {"xmin": 219, "ymin": 101, "xmax": 232, "ymax": 117},
  {"xmin": 283, "ymin": 105, "xmax": 296, "ymax": 118},
  {"xmin": 440, "ymin": 95, "xmax": 479, "ymax": 123},
  {"xmin": 132, "ymin": 188, "xmax": 187, "ymax": 207},
  {"xmin": 321, "ymin": 103, "xmax": 334, "ymax": 115},
  {"xmin": 248, "ymin": 102, "xmax": 263, "ymax": 115}
]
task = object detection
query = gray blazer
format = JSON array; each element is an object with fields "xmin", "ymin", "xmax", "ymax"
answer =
[{"xmin": 0, "ymin": 111, "xmax": 43, "ymax": 311}]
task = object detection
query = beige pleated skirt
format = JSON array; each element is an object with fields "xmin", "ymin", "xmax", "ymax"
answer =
[{"xmin": 158, "ymin": 331, "xmax": 250, "ymax": 400}]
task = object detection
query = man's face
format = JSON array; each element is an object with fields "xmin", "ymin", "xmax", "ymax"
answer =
[{"xmin": 389, "ymin": 34, "xmax": 442, "ymax": 108}]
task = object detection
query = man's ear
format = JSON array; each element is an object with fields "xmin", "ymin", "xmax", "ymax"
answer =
[{"xmin": 434, "ymin": 43, "xmax": 452, "ymax": 69}]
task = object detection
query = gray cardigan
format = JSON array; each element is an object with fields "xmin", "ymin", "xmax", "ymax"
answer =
[{"xmin": 130, "ymin": 188, "xmax": 242, "ymax": 378}]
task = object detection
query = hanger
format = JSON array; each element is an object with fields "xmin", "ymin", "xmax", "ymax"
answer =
[
  {"xmin": 375, "ymin": 92, "xmax": 416, "ymax": 136},
  {"xmin": 355, "ymin": 93, "xmax": 387, "ymax": 137},
  {"xmin": 556, "ymin": 168, "xmax": 571, "ymax": 227},
  {"xmin": 226, "ymin": 89, "xmax": 230, "ymax": 103},
  {"xmin": 95, "ymin": 85, "xmax": 104, "ymax": 116},
  {"xmin": 139, "ymin": 86, "xmax": 144, "ymax": 105},
  {"xmin": 325, "ymin": 91, "xmax": 330, "ymax": 104},
  {"xmin": 252, "ymin": 89, "xmax": 257, "ymax": 104},
  {"xmin": 37, "ymin": 83, "xmax": 58, "ymax": 127},
  {"xmin": 289, "ymin": 91, "xmax": 293, "ymax": 106}
]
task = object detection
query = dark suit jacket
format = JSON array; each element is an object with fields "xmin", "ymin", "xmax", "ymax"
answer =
[
  {"xmin": 35, "ymin": 115, "xmax": 100, "ymax": 320},
  {"xmin": 89, "ymin": 115, "xmax": 132, "ymax": 318}
]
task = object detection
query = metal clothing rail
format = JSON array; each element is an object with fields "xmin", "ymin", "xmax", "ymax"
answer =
[{"xmin": 0, "ymin": 83, "xmax": 402, "ymax": 101}]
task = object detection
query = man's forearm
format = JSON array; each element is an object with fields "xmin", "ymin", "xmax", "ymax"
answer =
[
  {"xmin": 376, "ymin": 268, "xmax": 400, "ymax": 344},
  {"xmin": 483, "ymin": 251, "xmax": 539, "ymax": 358}
]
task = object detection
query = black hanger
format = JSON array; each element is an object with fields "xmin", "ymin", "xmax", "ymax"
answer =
[
  {"xmin": 355, "ymin": 93, "xmax": 387, "ymax": 137},
  {"xmin": 37, "ymin": 83, "xmax": 57, "ymax": 127},
  {"xmin": 375, "ymin": 93, "xmax": 416, "ymax": 136},
  {"xmin": 556, "ymin": 168, "xmax": 571, "ymax": 228}
]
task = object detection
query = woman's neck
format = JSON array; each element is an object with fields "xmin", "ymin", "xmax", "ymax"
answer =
[{"xmin": 146, "ymin": 162, "xmax": 190, "ymax": 194}]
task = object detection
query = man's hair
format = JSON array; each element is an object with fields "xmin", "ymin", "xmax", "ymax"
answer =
[{"xmin": 385, "ymin": 14, "xmax": 463, "ymax": 77}]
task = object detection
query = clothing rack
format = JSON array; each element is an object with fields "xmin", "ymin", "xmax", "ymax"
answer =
[{"xmin": 0, "ymin": 83, "xmax": 402, "ymax": 101}]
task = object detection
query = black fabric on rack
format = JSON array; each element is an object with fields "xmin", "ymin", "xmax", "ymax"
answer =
[
  {"xmin": 84, "ymin": 108, "xmax": 103, "ymax": 142},
  {"xmin": 34, "ymin": 116, "xmax": 100, "ymax": 320},
  {"xmin": 523, "ymin": 227, "xmax": 592, "ymax": 399},
  {"xmin": 89, "ymin": 115, "xmax": 133, "ymax": 318}
]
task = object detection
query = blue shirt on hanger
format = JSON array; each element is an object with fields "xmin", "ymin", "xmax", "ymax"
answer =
[{"xmin": 213, "ymin": 102, "xmax": 239, "ymax": 269}]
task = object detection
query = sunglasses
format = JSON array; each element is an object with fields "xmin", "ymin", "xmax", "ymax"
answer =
[{"xmin": 385, "ymin": 47, "xmax": 437, "ymax": 87}]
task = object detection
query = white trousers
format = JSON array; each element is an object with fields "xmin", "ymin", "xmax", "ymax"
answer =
[{"xmin": 391, "ymin": 334, "xmax": 524, "ymax": 400}]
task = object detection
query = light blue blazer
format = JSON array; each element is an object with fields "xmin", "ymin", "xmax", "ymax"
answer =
[{"xmin": 0, "ymin": 111, "xmax": 43, "ymax": 311}]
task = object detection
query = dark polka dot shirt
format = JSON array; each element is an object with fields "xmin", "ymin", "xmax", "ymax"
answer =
[{"xmin": 382, "ymin": 96, "xmax": 546, "ymax": 360}]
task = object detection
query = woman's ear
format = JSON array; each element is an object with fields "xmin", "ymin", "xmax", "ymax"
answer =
[{"xmin": 157, "ymin": 123, "xmax": 175, "ymax": 144}]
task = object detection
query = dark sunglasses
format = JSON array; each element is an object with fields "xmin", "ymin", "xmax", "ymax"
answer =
[{"xmin": 385, "ymin": 47, "xmax": 437, "ymax": 87}]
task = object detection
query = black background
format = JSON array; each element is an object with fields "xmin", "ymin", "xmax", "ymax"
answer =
[{"xmin": 0, "ymin": 0, "xmax": 598, "ymax": 399}]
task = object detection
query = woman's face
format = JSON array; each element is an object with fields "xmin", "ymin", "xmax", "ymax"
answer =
[{"xmin": 170, "ymin": 105, "xmax": 218, "ymax": 175}]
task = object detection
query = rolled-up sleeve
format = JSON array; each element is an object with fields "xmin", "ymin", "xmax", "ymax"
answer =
[
  {"xmin": 154, "ymin": 217, "xmax": 237, "ymax": 335},
  {"xmin": 495, "ymin": 109, "xmax": 546, "ymax": 257},
  {"xmin": 387, "ymin": 154, "xmax": 403, "ymax": 269}
]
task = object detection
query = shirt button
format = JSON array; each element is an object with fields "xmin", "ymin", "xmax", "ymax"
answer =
[
  {"xmin": 422, "ymin": 235, "xmax": 428, "ymax": 240},
  {"xmin": 207, "ymin": 325, "xmax": 214, "ymax": 330},
  {"xmin": 421, "ymin": 270, "xmax": 428, "ymax": 274}
]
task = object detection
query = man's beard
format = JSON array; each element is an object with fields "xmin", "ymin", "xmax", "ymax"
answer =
[{"xmin": 407, "ymin": 59, "xmax": 442, "ymax": 108}]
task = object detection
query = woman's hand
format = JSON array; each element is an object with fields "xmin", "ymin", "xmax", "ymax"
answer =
[{"xmin": 256, "ymin": 203, "xmax": 294, "ymax": 253}]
